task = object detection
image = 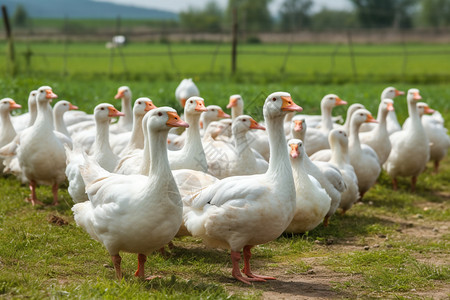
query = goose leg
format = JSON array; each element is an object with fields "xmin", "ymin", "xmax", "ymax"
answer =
[
  {"xmin": 392, "ymin": 178, "xmax": 398, "ymax": 191},
  {"xmin": 134, "ymin": 253, "xmax": 146, "ymax": 278},
  {"xmin": 111, "ymin": 254, "xmax": 122, "ymax": 280},
  {"xmin": 231, "ymin": 251, "xmax": 252, "ymax": 284},
  {"xmin": 411, "ymin": 176, "xmax": 417, "ymax": 192},
  {"xmin": 242, "ymin": 245, "xmax": 276, "ymax": 281},
  {"xmin": 28, "ymin": 180, "xmax": 43, "ymax": 206},
  {"xmin": 323, "ymin": 215, "xmax": 330, "ymax": 227},
  {"xmin": 433, "ymin": 161, "xmax": 439, "ymax": 174},
  {"xmin": 51, "ymin": 184, "xmax": 59, "ymax": 206}
]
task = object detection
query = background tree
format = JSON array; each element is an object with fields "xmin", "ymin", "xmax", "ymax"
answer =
[
  {"xmin": 227, "ymin": 0, "xmax": 273, "ymax": 33},
  {"xmin": 279, "ymin": 0, "xmax": 313, "ymax": 32},
  {"xmin": 13, "ymin": 4, "xmax": 29, "ymax": 27},
  {"xmin": 419, "ymin": 0, "xmax": 450, "ymax": 28},
  {"xmin": 311, "ymin": 9, "xmax": 358, "ymax": 31},
  {"xmin": 179, "ymin": 1, "xmax": 224, "ymax": 33},
  {"xmin": 350, "ymin": 0, "xmax": 417, "ymax": 28}
]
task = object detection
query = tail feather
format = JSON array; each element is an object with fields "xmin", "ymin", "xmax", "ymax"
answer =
[{"xmin": 79, "ymin": 152, "xmax": 111, "ymax": 190}]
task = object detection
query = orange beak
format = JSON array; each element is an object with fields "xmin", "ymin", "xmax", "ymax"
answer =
[
  {"xmin": 46, "ymin": 89, "xmax": 58, "ymax": 99},
  {"xmin": 199, "ymin": 121, "xmax": 204, "ymax": 129},
  {"xmin": 424, "ymin": 106, "xmax": 435, "ymax": 114},
  {"xmin": 335, "ymin": 97, "xmax": 347, "ymax": 106},
  {"xmin": 413, "ymin": 92, "xmax": 422, "ymax": 101},
  {"xmin": 290, "ymin": 143, "xmax": 299, "ymax": 158},
  {"xmin": 395, "ymin": 89, "xmax": 405, "ymax": 96},
  {"xmin": 217, "ymin": 110, "xmax": 230, "ymax": 118},
  {"xmin": 195, "ymin": 100, "xmax": 207, "ymax": 112},
  {"xmin": 69, "ymin": 103, "xmax": 78, "ymax": 110},
  {"xmin": 281, "ymin": 96, "xmax": 303, "ymax": 112},
  {"xmin": 294, "ymin": 120, "xmax": 303, "ymax": 131},
  {"xmin": 387, "ymin": 102, "xmax": 394, "ymax": 111},
  {"xmin": 108, "ymin": 106, "xmax": 125, "ymax": 117},
  {"xmin": 365, "ymin": 114, "xmax": 378, "ymax": 123},
  {"xmin": 145, "ymin": 102, "xmax": 157, "ymax": 112},
  {"xmin": 114, "ymin": 90, "xmax": 125, "ymax": 99},
  {"xmin": 227, "ymin": 97, "xmax": 238, "ymax": 109},
  {"xmin": 249, "ymin": 118, "xmax": 265, "ymax": 130},
  {"xmin": 166, "ymin": 111, "xmax": 189, "ymax": 128},
  {"xmin": 181, "ymin": 98, "xmax": 187, "ymax": 108},
  {"xmin": 9, "ymin": 100, "xmax": 22, "ymax": 109}
]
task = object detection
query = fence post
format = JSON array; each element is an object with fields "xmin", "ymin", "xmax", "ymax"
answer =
[
  {"xmin": 2, "ymin": 5, "xmax": 16, "ymax": 76},
  {"xmin": 231, "ymin": 7, "xmax": 238, "ymax": 75}
]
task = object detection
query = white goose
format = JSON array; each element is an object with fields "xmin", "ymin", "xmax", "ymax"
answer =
[
  {"xmin": 175, "ymin": 78, "xmax": 200, "ymax": 108},
  {"xmin": 168, "ymin": 96, "xmax": 208, "ymax": 172},
  {"xmin": 10, "ymin": 90, "xmax": 38, "ymax": 133},
  {"xmin": 66, "ymin": 104, "xmax": 124, "ymax": 204},
  {"xmin": 183, "ymin": 92, "xmax": 302, "ymax": 284},
  {"xmin": 72, "ymin": 107, "xmax": 188, "ymax": 280},
  {"xmin": 348, "ymin": 109, "xmax": 380, "ymax": 199},
  {"xmin": 0, "ymin": 98, "xmax": 22, "ymax": 174},
  {"xmin": 16, "ymin": 86, "xmax": 66, "ymax": 205},
  {"xmin": 304, "ymin": 94, "xmax": 347, "ymax": 155},
  {"xmin": 384, "ymin": 89, "xmax": 429, "ymax": 191},
  {"xmin": 109, "ymin": 98, "xmax": 157, "ymax": 156},
  {"xmin": 110, "ymin": 86, "xmax": 133, "ymax": 133},
  {"xmin": 209, "ymin": 115, "xmax": 268, "ymax": 179},
  {"xmin": 327, "ymin": 129, "xmax": 360, "ymax": 213},
  {"xmin": 53, "ymin": 100, "xmax": 78, "ymax": 138},
  {"xmin": 342, "ymin": 103, "xmax": 365, "ymax": 133},
  {"xmin": 200, "ymin": 105, "xmax": 230, "ymax": 132},
  {"xmin": 402, "ymin": 102, "xmax": 435, "ymax": 130},
  {"xmin": 285, "ymin": 139, "xmax": 331, "ymax": 233},
  {"xmin": 421, "ymin": 109, "xmax": 450, "ymax": 173},
  {"xmin": 359, "ymin": 99, "xmax": 394, "ymax": 165}
]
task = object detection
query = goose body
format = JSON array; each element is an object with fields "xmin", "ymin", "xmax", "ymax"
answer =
[
  {"xmin": 285, "ymin": 139, "xmax": 331, "ymax": 233},
  {"xmin": 72, "ymin": 107, "xmax": 188, "ymax": 280},
  {"xmin": 175, "ymin": 78, "xmax": 200, "ymax": 108},
  {"xmin": 384, "ymin": 89, "xmax": 429, "ymax": 191},
  {"xmin": 0, "ymin": 98, "xmax": 22, "ymax": 174},
  {"xmin": 17, "ymin": 86, "xmax": 66, "ymax": 205},
  {"xmin": 348, "ymin": 109, "xmax": 380, "ymax": 199},
  {"xmin": 184, "ymin": 92, "xmax": 302, "ymax": 284}
]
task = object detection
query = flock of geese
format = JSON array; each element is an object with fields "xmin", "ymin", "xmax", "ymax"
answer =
[{"xmin": 0, "ymin": 80, "xmax": 449, "ymax": 284}]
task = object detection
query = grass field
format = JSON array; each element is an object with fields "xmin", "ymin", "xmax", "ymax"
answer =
[
  {"xmin": 2, "ymin": 42, "xmax": 450, "ymax": 83},
  {"xmin": 0, "ymin": 76, "xmax": 449, "ymax": 298}
]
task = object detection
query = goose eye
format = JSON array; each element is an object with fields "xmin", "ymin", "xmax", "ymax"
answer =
[
  {"xmin": 211, "ymin": 109, "xmax": 215, "ymax": 111},
  {"xmin": 242, "ymin": 119, "xmax": 246, "ymax": 122},
  {"xmin": 272, "ymin": 97, "xmax": 276, "ymax": 101},
  {"xmin": 190, "ymin": 100, "xmax": 193, "ymax": 104},
  {"xmin": 101, "ymin": 107, "xmax": 105, "ymax": 110},
  {"xmin": 339, "ymin": 131, "xmax": 342, "ymax": 134},
  {"xmin": 360, "ymin": 113, "xmax": 363, "ymax": 116},
  {"xmin": 138, "ymin": 101, "xmax": 141, "ymax": 105},
  {"xmin": 158, "ymin": 112, "xmax": 162, "ymax": 116}
]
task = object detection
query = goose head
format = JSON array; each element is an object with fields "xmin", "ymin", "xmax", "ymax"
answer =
[
  {"xmin": 36, "ymin": 86, "xmax": 57, "ymax": 104},
  {"xmin": 147, "ymin": 107, "xmax": 189, "ymax": 132},
  {"xmin": 288, "ymin": 138, "xmax": 304, "ymax": 160},
  {"xmin": 263, "ymin": 92, "xmax": 302, "ymax": 119},
  {"xmin": 321, "ymin": 94, "xmax": 347, "ymax": 111},
  {"xmin": 351, "ymin": 109, "xmax": 378, "ymax": 128},
  {"xmin": 204, "ymin": 121, "xmax": 222, "ymax": 139},
  {"xmin": 94, "ymin": 103, "xmax": 124, "ymax": 123},
  {"xmin": 176, "ymin": 79, "xmax": 200, "ymax": 107},
  {"xmin": 407, "ymin": 88, "xmax": 422, "ymax": 103},
  {"xmin": 227, "ymin": 94, "xmax": 243, "ymax": 109},
  {"xmin": 291, "ymin": 117, "xmax": 306, "ymax": 134},
  {"xmin": 382, "ymin": 99, "xmax": 394, "ymax": 112},
  {"xmin": 133, "ymin": 97, "xmax": 157, "ymax": 117},
  {"xmin": 232, "ymin": 115, "xmax": 265, "ymax": 136},
  {"xmin": 218, "ymin": 118, "xmax": 233, "ymax": 137},
  {"xmin": 53, "ymin": 100, "xmax": 78, "ymax": 116},
  {"xmin": 416, "ymin": 102, "xmax": 435, "ymax": 117},
  {"xmin": 184, "ymin": 96, "xmax": 207, "ymax": 116},
  {"xmin": 0, "ymin": 98, "xmax": 22, "ymax": 113},
  {"xmin": 200, "ymin": 105, "xmax": 230, "ymax": 128},
  {"xmin": 346, "ymin": 103, "xmax": 365, "ymax": 120},
  {"xmin": 114, "ymin": 86, "xmax": 131, "ymax": 101},
  {"xmin": 381, "ymin": 86, "xmax": 404, "ymax": 100},
  {"xmin": 28, "ymin": 90, "xmax": 38, "ymax": 107},
  {"xmin": 328, "ymin": 128, "xmax": 348, "ymax": 148}
]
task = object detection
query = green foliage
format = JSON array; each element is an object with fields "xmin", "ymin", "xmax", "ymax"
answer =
[
  {"xmin": 311, "ymin": 9, "xmax": 358, "ymax": 31},
  {"xmin": 278, "ymin": 0, "xmax": 313, "ymax": 31},
  {"xmin": 419, "ymin": 0, "xmax": 450, "ymax": 28},
  {"xmin": 179, "ymin": 1, "xmax": 224, "ymax": 33},
  {"xmin": 227, "ymin": 0, "xmax": 273, "ymax": 32},
  {"xmin": 12, "ymin": 4, "xmax": 29, "ymax": 27}
]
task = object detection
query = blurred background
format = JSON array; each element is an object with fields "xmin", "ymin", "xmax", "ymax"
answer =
[{"xmin": 1, "ymin": 0, "xmax": 450, "ymax": 84}]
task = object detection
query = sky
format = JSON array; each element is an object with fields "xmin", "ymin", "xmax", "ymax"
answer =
[{"xmin": 94, "ymin": 0, "xmax": 353, "ymax": 14}]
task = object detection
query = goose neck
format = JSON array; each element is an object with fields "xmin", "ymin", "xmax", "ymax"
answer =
[
  {"xmin": 128, "ymin": 114, "xmax": 145, "ymax": 150},
  {"xmin": 321, "ymin": 105, "xmax": 333, "ymax": 132},
  {"xmin": 266, "ymin": 114, "xmax": 292, "ymax": 179},
  {"xmin": 349, "ymin": 121, "xmax": 362, "ymax": 150},
  {"xmin": 34, "ymin": 101, "xmax": 54, "ymax": 130},
  {"xmin": 231, "ymin": 104, "xmax": 243, "ymax": 120},
  {"xmin": 233, "ymin": 129, "xmax": 255, "ymax": 161},
  {"xmin": 93, "ymin": 119, "xmax": 112, "ymax": 155},
  {"xmin": 183, "ymin": 112, "xmax": 202, "ymax": 154},
  {"xmin": 0, "ymin": 110, "xmax": 15, "ymax": 135},
  {"xmin": 53, "ymin": 111, "xmax": 69, "ymax": 137},
  {"xmin": 330, "ymin": 140, "xmax": 348, "ymax": 166},
  {"xmin": 119, "ymin": 96, "xmax": 133, "ymax": 127},
  {"xmin": 147, "ymin": 128, "xmax": 171, "ymax": 177}
]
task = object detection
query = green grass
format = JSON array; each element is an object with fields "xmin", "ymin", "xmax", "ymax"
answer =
[
  {"xmin": 0, "ymin": 78, "xmax": 449, "ymax": 298},
  {"xmin": 2, "ymin": 42, "xmax": 450, "ymax": 83}
]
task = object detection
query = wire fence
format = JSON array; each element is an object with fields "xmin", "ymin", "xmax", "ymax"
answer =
[{"xmin": 3, "ymin": 29, "xmax": 450, "ymax": 83}]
